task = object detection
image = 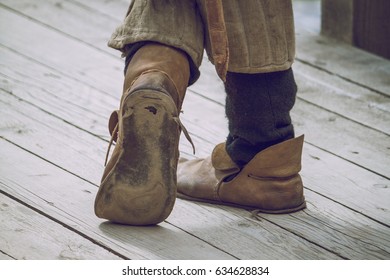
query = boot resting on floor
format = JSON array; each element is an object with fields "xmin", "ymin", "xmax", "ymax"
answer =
[{"xmin": 177, "ymin": 135, "xmax": 306, "ymax": 213}]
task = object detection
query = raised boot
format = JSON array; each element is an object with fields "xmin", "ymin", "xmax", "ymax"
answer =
[
  {"xmin": 177, "ymin": 135, "xmax": 306, "ymax": 213},
  {"xmin": 94, "ymin": 43, "xmax": 190, "ymax": 225}
]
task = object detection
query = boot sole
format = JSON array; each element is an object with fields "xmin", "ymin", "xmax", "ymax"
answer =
[
  {"xmin": 95, "ymin": 90, "xmax": 179, "ymax": 225},
  {"xmin": 177, "ymin": 192, "xmax": 306, "ymax": 214}
]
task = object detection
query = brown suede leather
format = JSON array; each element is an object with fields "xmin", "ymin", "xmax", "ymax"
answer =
[
  {"xmin": 177, "ymin": 135, "xmax": 306, "ymax": 213},
  {"xmin": 123, "ymin": 42, "xmax": 190, "ymax": 106}
]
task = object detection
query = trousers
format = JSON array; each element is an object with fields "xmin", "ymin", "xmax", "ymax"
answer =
[{"xmin": 108, "ymin": 0, "xmax": 296, "ymax": 84}]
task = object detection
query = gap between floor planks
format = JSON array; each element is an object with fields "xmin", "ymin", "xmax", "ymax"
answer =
[
  {"xmin": 0, "ymin": 193, "xmax": 122, "ymax": 260},
  {"xmin": 1, "ymin": 81, "xmax": 389, "ymax": 259},
  {"xmin": 1, "ymin": 3, "xmax": 389, "ymax": 178},
  {"xmin": 0, "ymin": 0, "xmax": 390, "ymax": 260}
]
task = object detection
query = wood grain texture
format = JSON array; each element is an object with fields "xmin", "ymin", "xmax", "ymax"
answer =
[
  {"xmin": 1, "ymin": 0, "xmax": 389, "ymax": 260},
  {"xmin": 1, "ymin": 11, "xmax": 389, "ymax": 177},
  {"xmin": 0, "ymin": 194, "xmax": 122, "ymax": 260},
  {"xmin": 0, "ymin": 139, "xmax": 235, "ymax": 260},
  {"xmin": 1, "ymin": 89, "xmax": 388, "ymax": 259},
  {"xmin": 1, "ymin": 52, "xmax": 389, "ymax": 227},
  {"xmin": 296, "ymin": 32, "xmax": 390, "ymax": 97},
  {"xmin": 0, "ymin": 93, "xmax": 340, "ymax": 259},
  {"xmin": 353, "ymin": 0, "xmax": 390, "ymax": 59}
]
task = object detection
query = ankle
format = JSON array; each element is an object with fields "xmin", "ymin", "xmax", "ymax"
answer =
[{"xmin": 124, "ymin": 71, "xmax": 182, "ymax": 110}]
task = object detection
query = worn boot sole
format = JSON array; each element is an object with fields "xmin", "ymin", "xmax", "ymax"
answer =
[
  {"xmin": 177, "ymin": 193, "xmax": 306, "ymax": 214},
  {"xmin": 94, "ymin": 90, "xmax": 179, "ymax": 225}
]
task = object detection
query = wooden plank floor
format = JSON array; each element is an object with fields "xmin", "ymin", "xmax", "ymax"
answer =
[{"xmin": 1, "ymin": 0, "xmax": 389, "ymax": 260}]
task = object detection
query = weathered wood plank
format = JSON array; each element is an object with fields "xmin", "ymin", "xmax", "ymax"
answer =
[
  {"xmin": 245, "ymin": 194, "xmax": 390, "ymax": 260},
  {"xmin": 1, "ymin": 8, "xmax": 389, "ymax": 178},
  {"xmin": 292, "ymin": 100, "xmax": 390, "ymax": 179},
  {"xmin": 0, "ymin": 46, "xmax": 117, "ymax": 142},
  {"xmin": 3, "ymin": 0, "xmax": 389, "ymax": 124},
  {"xmin": 191, "ymin": 53, "xmax": 390, "ymax": 137},
  {"xmin": 2, "ymin": 61, "xmax": 390, "ymax": 227},
  {"xmin": 0, "ymin": 194, "xmax": 122, "ymax": 260},
  {"xmin": 69, "ymin": 0, "xmax": 128, "ymax": 21},
  {"xmin": 0, "ymin": 251, "xmax": 14, "ymax": 260},
  {"xmin": 1, "ymin": 0, "xmax": 388, "ymax": 258},
  {"xmin": 3, "ymin": 134, "xmax": 388, "ymax": 259},
  {"xmin": 0, "ymin": 139, "xmax": 341, "ymax": 260},
  {"xmin": 0, "ymin": 46, "xmax": 213, "ymax": 159},
  {"xmin": 191, "ymin": 62, "xmax": 390, "ymax": 178},
  {"xmin": 1, "ymin": 88, "xmax": 388, "ymax": 255},
  {"xmin": 168, "ymin": 203, "xmax": 342, "ymax": 260},
  {"xmin": 4, "ymin": 0, "xmax": 390, "ymax": 134},
  {"xmin": 191, "ymin": 64, "xmax": 390, "ymax": 186},
  {"xmin": 171, "ymin": 191, "xmax": 390, "ymax": 259},
  {"xmin": 191, "ymin": 61, "xmax": 390, "ymax": 141},
  {"xmin": 0, "ymin": 88, "xmax": 106, "ymax": 185},
  {"xmin": 0, "ymin": 5, "xmax": 123, "ymax": 98},
  {"xmin": 301, "ymin": 143, "xmax": 390, "ymax": 227},
  {"xmin": 0, "ymin": 92, "xmax": 339, "ymax": 259},
  {"xmin": 0, "ymin": 0, "xmax": 120, "ymax": 57},
  {"xmin": 293, "ymin": 62, "xmax": 390, "ymax": 135},
  {"xmin": 0, "ymin": 141, "xmax": 234, "ymax": 260},
  {"xmin": 296, "ymin": 32, "xmax": 390, "ymax": 97},
  {"xmin": 1, "ymin": 45, "xmax": 389, "ymax": 225}
]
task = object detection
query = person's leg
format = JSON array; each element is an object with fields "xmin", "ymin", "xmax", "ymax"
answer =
[
  {"xmin": 94, "ymin": 0, "xmax": 204, "ymax": 225},
  {"xmin": 123, "ymin": 43, "xmax": 190, "ymax": 109},
  {"xmin": 108, "ymin": 0, "xmax": 204, "ymax": 85},
  {"xmin": 95, "ymin": 43, "xmax": 190, "ymax": 225},
  {"xmin": 224, "ymin": 69, "xmax": 297, "ymax": 167},
  {"xmin": 177, "ymin": 0, "xmax": 306, "ymax": 213},
  {"xmin": 177, "ymin": 72, "xmax": 305, "ymax": 212}
]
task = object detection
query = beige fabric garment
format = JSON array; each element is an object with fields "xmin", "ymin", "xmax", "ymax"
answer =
[
  {"xmin": 108, "ymin": 0, "xmax": 295, "ymax": 83},
  {"xmin": 203, "ymin": 0, "xmax": 229, "ymax": 81}
]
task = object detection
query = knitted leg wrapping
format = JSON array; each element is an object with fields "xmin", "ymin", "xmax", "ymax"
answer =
[{"xmin": 224, "ymin": 68, "xmax": 297, "ymax": 166}]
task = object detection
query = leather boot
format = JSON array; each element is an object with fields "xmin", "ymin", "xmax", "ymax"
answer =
[
  {"xmin": 177, "ymin": 135, "xmax": 306, "ymax": 213},
  {"xmin": 94, "ymin": 43, "xmax": 190, "ymax": 225}
]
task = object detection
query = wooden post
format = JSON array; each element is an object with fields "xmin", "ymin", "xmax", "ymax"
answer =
[
  {"xmin": 321, "ymin": 0, "xmax": 390, "ymax": 59},
  {"xmin": 321, "ymin": 0, "xmax": 354, "ymax": 44},
  {"xmin": 353, "ymin": 0, "xmax": 390, "ymax": 59}
]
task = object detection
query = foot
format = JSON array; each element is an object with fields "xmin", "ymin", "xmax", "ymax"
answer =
[
  {"xmin": 94, "ymin": 81, "xmax": 181, "ymax": 225},
  {"xmin": 177, "ymin": 136, "xmax": 306, "ymax": 213}
]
